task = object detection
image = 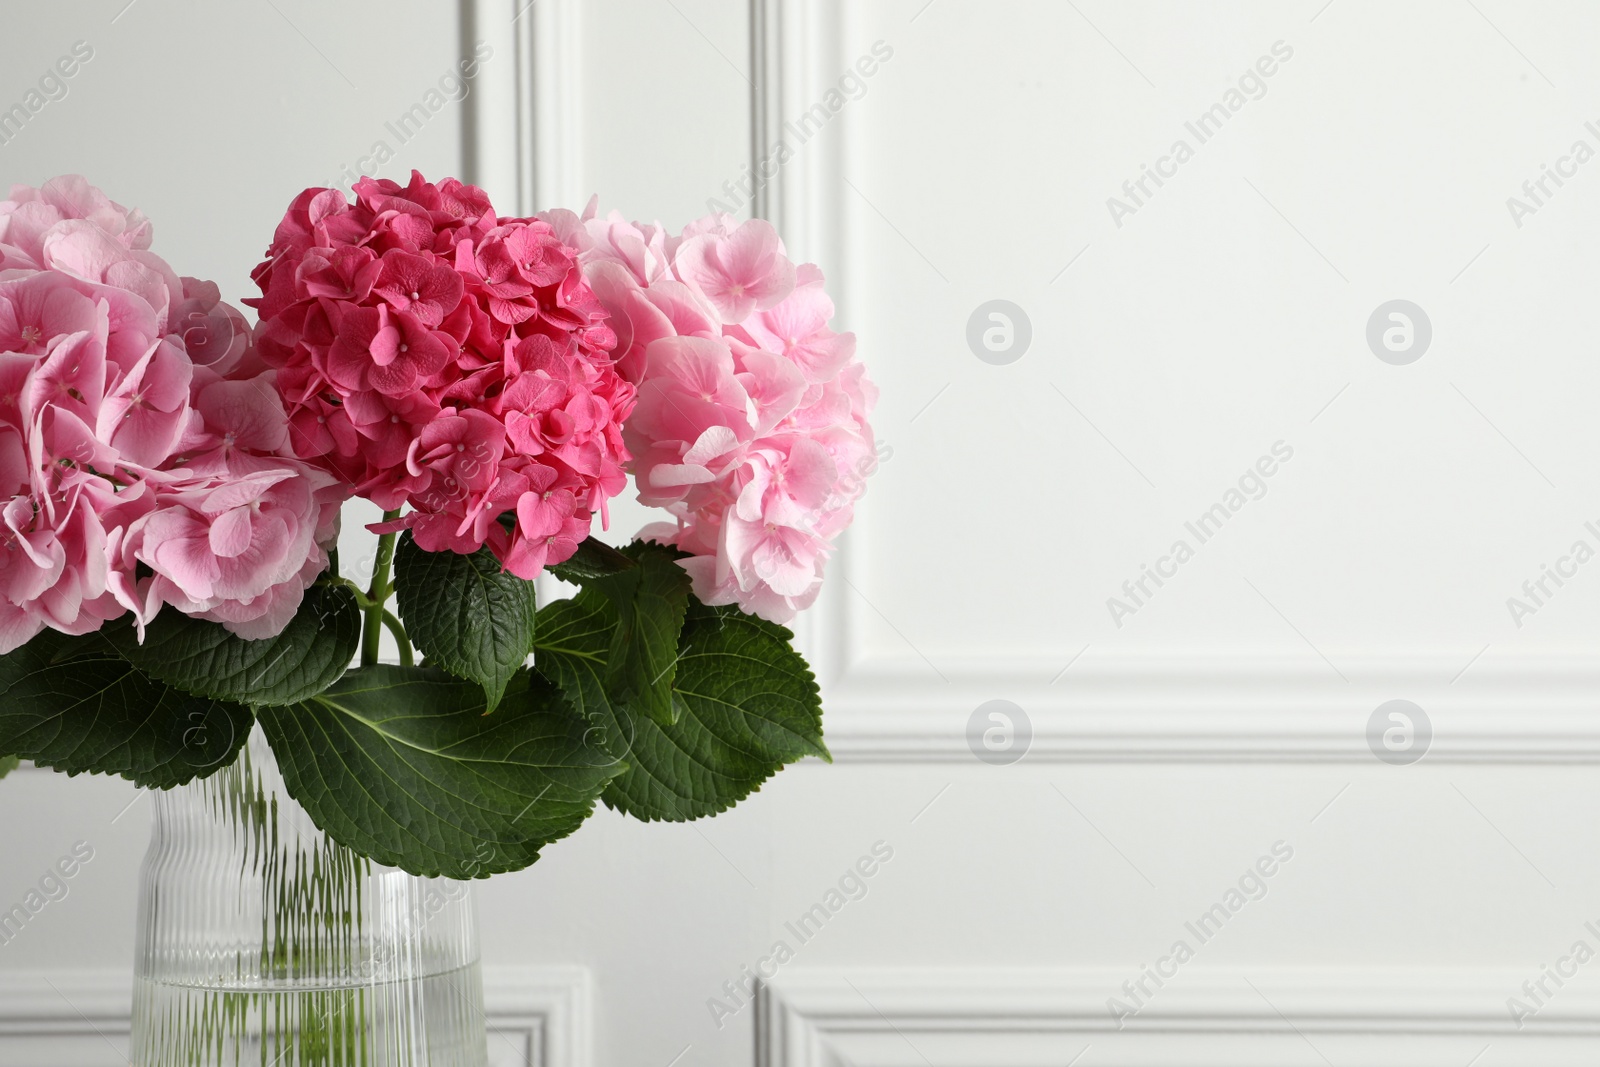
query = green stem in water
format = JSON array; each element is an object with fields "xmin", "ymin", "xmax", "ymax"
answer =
[{"xmin": 361, "ymin": 513, "xmax": 402, "ymax": 668}]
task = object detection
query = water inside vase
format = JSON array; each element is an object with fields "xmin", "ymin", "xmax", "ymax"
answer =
[
  {"xmin": 131, "ymin": 965, "xmax": 486, "ymax": 1067},
  {"xmin": 130, "ymin": 726, "xmax": 489, "ymax": 1067}
]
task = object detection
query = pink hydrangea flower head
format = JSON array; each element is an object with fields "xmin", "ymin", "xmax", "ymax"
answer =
[
  {"xmin": 552, "ymin": 202, "xmax": 876, "ymax": 623},
  {"xmin": 0, "ymin": 175, "xmax": 152, "ymax": 273},
  {"xmin": 248, "ymin": 171, "xmax": 633, "ymax": 578},
  {"xmin": 0, "ymin": 176, "xmax": 347, "ymax": 652}
]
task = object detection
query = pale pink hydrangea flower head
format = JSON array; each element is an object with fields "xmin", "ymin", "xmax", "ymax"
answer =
[
  {"xmin": 0, "ymin": 176, "xmax": 345, "ymax": 652},
  {"xmin": 547, "ymin": 201, "xmax": 877, "ymax": 623}
]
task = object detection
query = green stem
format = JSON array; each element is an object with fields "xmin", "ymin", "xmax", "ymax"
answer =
[
  {"xmin": 323, "ymin": 573, "xmax": 414, "ymax": 666},
  {"xmin": 382, "ymin": 610, "xmax": 414, "ymax": 668},
  {"xmin": 316, "ymin": 575, "xmax": 374, "ymax": 609},
  {"xmin": 361, "ymin": 513, "xmax": 402, "ymax": 668}
]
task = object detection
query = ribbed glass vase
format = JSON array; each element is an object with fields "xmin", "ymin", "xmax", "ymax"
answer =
[{"xmin": 130, "ymin": 725, "xmax": 489, "ymax": 1067}]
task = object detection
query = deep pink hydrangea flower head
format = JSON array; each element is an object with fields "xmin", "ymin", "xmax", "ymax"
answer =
[
  {"xmin": 248, "ymin": 171, "xmax": 632, "ymax": 579},
  {"xmin": 0, "ymin": 176, "xmax": 346, "ymax": 652},
  {"xmin": 548, "ymin": 202, "xmax": 876, "ymax": 623}
]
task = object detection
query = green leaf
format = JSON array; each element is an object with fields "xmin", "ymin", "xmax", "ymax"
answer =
[
  {"xmin": 546, "ymin": 536, "xmax": 637, "ymax": 584},
  {"xmin": 394, "ymin": 535, "xmax": 539, "ymax": 712},
  {"xmin": 534, "ymin": 592, "xmax": 828, "ymax": 822},
  {"xmin": 0, "ymin": 630, "xmax": 254, "ymax": 788},
  {"xmin": 0, "ymin": 755, "xmax": 19, "ymax": 780},
  {"xmin": 107, "ymin": 583, "xmax": 361, "ymax": 707},
  {"xmin": 587, "ymin": 541, "xmax": 692, "ymax": 726},
  {"xmin": 257, "ymin": 665, "xmax": 626, "ymax": 878}
]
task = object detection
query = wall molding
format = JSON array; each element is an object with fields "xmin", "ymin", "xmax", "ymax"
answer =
[
  {"xmin": 758, "ymin": 966, "xmax": 1600, "ymax": 1067},
  {"xmin": 465, "ymin": 0, "xmax": 584, "ymax": 216},
  {"xmin": 747, "ymin": 0, "xmax": 893, "ymax": 744},
  {"xmin": 817, "ymin": 653, "xmax": 1600, "ymax": 763},
  {"xmin": 0, "ymin": 965, "xmax": 589, "ymax": 1067},
  {"xmin": 747, "ymin": 2, "xmax": 1600, "ymax": 765},
  {"xmin": 457, "ymin": 0, "xmax": 1600, "ymax": 765}
]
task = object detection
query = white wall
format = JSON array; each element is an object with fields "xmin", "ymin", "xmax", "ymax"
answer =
[{"xmin": 6, "ymin": 2, "xmax": 1600, "ymax": 1065}]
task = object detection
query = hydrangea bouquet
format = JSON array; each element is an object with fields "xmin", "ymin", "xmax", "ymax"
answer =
[{"xmin": 0, "ymin": 174, "xmax": 874, "ymax": 878}]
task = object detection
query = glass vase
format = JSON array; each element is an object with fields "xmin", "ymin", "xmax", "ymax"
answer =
[{"xmin": 130, "ymin": 724, "xmax": 489, "ymax": 1067}]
